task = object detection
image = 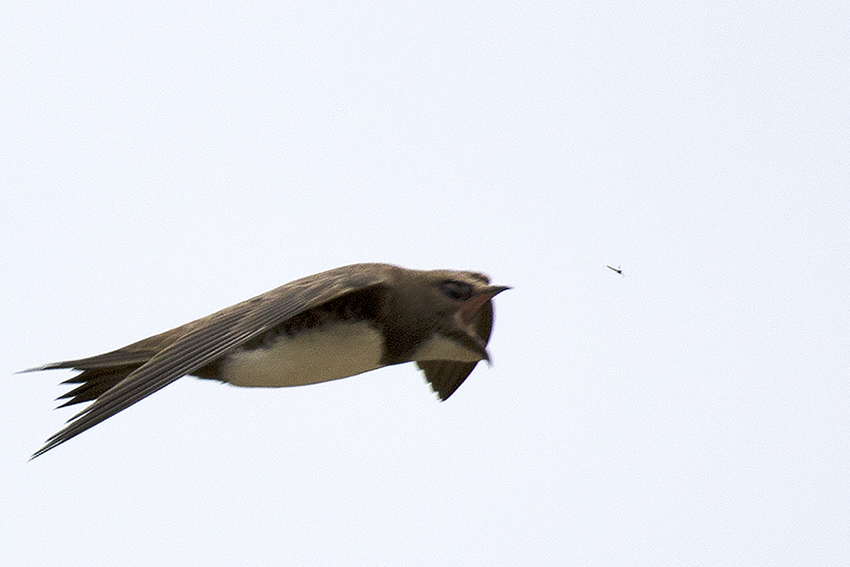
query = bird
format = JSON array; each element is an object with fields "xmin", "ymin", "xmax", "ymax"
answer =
[
  {"xmin": 606, "ymin": 265, "xmax": 623, "ymax": 276},
  {"xmin": 24, "ymin": 263, "xmax": 510, "ymax": 458}
]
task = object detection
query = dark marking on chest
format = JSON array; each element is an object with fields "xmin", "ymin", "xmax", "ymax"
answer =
[{"xmin": 242, "ymin": 287, "xmax": 383, "ymax": 351}]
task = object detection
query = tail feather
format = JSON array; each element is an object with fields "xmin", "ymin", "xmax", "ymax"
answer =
[
  {"xmin": 23, "ymin": 341, "xmax": 171, "ymax": 410},
  {"xmin": 22, "ymin": 325, "xmax": 189, "ymax": 409},
  {"xmin": 56, "ymin": 365, "xmax": 144, "ymax": 407}
]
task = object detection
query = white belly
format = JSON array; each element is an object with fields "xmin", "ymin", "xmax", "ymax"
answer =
[{"xmin": 221, "ymin": 322, "xmax": 385, "ymax": 388}]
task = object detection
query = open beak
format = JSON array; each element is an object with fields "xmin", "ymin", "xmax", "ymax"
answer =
[{"xmin": 458, "ymin": 285, "xmax": 511, "ymax": 326}]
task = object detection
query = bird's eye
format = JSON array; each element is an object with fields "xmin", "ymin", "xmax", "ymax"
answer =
[{"xmin": 439, "ymin": 281, "xmax": 473, "ymax": 301}]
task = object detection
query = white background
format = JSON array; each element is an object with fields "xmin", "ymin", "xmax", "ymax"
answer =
[{"xmin": 2, "ymin": 2, "xmax": 848, "ymax": 565}]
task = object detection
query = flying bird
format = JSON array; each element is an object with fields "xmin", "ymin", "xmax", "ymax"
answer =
[
  {"xmin": 606, "ymin": 265, "xmax": 623, "ymax": 275},
  {"xmin": 24, "ymin": 263, "xmax": 510, "ymax": 458}
]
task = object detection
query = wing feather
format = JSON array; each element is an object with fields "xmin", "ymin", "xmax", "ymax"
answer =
[
  {"xmin": 32, "ymin": 264, "xmax": 391, "ymax": 458},
  {"xmin": 417, "ymin": 300, "xmax": 495, "ymax": 400}
]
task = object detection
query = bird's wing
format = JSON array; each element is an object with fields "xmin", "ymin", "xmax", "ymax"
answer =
[
  {"xmin": 417, "ymin": 299, "xmax": 495, "ymax": 400},
  {"xmin": 32, "ymin": 264, "xmax": 392, "ymax": 458}
]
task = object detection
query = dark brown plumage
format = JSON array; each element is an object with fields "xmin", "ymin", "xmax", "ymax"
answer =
[{"xmin": 25, "ymin": 263, "xmax": 509, "ymax": 458}]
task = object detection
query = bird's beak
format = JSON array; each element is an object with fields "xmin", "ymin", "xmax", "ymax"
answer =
[{"xmin": 458, "ymin": 285, "xmax": 511, "ymax": 326}]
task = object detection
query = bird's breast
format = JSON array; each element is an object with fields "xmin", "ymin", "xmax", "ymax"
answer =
[{"xmin": 221, "ymin": 322, "xmax": 385, "ymax": 388}]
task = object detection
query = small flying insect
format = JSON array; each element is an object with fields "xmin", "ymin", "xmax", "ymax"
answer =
[{"xmin": 606, "ymin": 265, "xmax": 623, "ymax": 276}]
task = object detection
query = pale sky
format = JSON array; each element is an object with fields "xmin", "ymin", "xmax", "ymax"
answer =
[{"xmin": 2, "ymin": 2, "xmax": 849, "ymax": 565}]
